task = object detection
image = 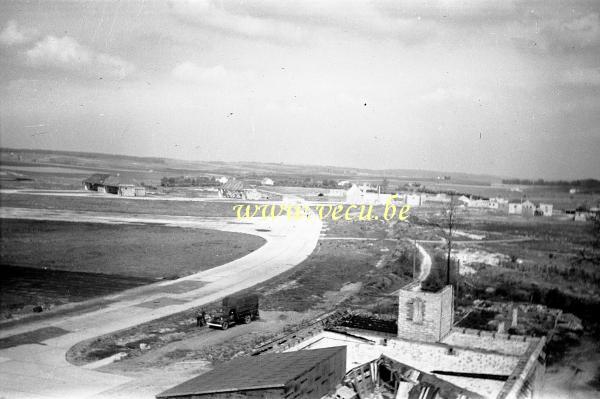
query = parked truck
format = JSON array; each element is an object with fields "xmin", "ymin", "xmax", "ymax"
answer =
[{"xmin": 207, "ymin": 293, "xmax": 259, "ymax": 330}]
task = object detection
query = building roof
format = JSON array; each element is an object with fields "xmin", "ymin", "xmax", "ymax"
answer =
[
  {"xmin": 156, "ymin": 347, "xmax": 346, "ymax": 398},
  {"xmin": 222, "ymin": 179, "xmax": 246, "ymax": 191},
  {"xmin": 83, "ymin": 173, "xmax": 111, "ymax": 185},
  {"xmin": 84, "ymin": 174, "xmax": 138, "ymax": 186}
]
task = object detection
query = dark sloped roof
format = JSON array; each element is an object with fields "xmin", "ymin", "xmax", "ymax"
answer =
[
  {"xmin": 156, "ymin": 347, "xmax": 345, "ymax": 398},
  {"xmin": 103, "ymin": 175, "xmax": 139, "ymax": 186},
  {"xmin": 84, "ymin": 174, "xmax": 111, "ymax": 185},
  {"xmin": 84, "ymin": 174, "xmax": 138, "ymax": 186},
  {"xmin": 222, "ymin": 180, "xmax": 246, "ymax": 191}
]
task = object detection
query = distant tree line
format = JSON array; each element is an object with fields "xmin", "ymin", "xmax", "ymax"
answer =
[
  {"xmin": 413, "ymin": 186, "xmax": 486, "ymax": 200},
  {"xmin": 502, "ymin": 178, "xmax": 600, "ymax": 188},
  {"xmin": 160, "ymin": 176, "xmax": 218, "ymax": 187},
  {"xmin": 274, "ymin": 176, "xmax": 340, "ymax": 188}
]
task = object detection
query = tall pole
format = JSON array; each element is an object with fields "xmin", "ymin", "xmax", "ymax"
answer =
[
  {"xmin": 413, "ymin": 239, "xmax": 417, "ymax": 280},
  {"xmin": 446, "ymin": 202, "xmax": 453, "ymax": 286}
]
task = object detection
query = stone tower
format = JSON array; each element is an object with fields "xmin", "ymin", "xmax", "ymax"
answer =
[{"xmin": 397, "ymin": 282, "xmax": 454, "ymax": 342}]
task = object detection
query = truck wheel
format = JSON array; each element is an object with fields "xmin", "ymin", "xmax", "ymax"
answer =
[
  {"xmin": 244, "ymin": 315, "xmax": 252, "ymax": 324},
  {"xmin": 222, "ymin": 321, "xmax": 229, "ymax": 330}
]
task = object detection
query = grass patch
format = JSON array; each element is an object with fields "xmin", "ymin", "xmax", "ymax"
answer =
[
  {"xmin": 0, "ymin": 193, "xmax": 238, "ymax": 217},
  {"xmin": 1, "ymin": 219, "xmax": 264, "ymax": 279}
]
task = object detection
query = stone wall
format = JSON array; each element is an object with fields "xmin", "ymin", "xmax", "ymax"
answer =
[{"xmin": 287, "ymin": 331, "xmax": 521, "ymax": 398}]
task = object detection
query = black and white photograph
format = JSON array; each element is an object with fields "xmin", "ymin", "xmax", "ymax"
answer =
[{"xmin": 0, "ymin": 1, "xmax": 599, "ymax": 398}]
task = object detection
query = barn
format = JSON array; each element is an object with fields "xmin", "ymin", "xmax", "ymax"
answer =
[
  {"xmin": 82, "ymin": 174, "xmax": 145, "ymax": 197},
  {"xmin": 82, "ymin": 174, "xmax": 111, "ymax": 191}
]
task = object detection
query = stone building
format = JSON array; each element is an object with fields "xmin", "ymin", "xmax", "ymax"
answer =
[
  {"xmin": 275, "ymin": 283, "xmax": 547, "ymax": 399},
  {"xmin": 82, "ymin": 174, "xmax": 145, "ymax": 197},
  {"xmin": 397, "ymin": 282, "xmax": 454, "ymax": 342}
]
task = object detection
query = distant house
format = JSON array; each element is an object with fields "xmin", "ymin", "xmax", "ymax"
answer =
[
  {"xmin": 261, "ymin": 177, "xmax": 274, "ymax": 186},
  {"xmin": 82, "ymin": 174, "xmax": 111, "ymax": 191},
  {"xmin": 404, "ymin": 193, "xmax": 425, "ymax": 207},
  {"xmin": 358, "ymin": 183, "xmax": 376, "ymax": 192},
  {"xmin": 345, "ymin": 184, "xmax": 363, "ymax": 203},
  {"xmin": 337, "ymin": 180, "xmax": 350, "ymax": 187},
  {"xmin": 467, "ymin": 199, "xmax": 490, "ymax": 208},
  {"xmin": 219, "ymin": 180, "xmax": 266, "ymax": 200},
  {"xmin": 457, "ymin": 195, "xmax": 470, "ymax": 205},
  {"xmin": 569, "ymin": 188, "xmax": 578, "ymax": 194},
  {"xmin": 82, "ymin": 174, "xmax": 145, "ymax": 197},
  {"xmin": 537, "ymin": 203, "xmax": 553, "ymax": 217},
  {"xmin": 327, "ymin": 188, "xmax": 346, "ymax": 197},
  {"xmin": 345, "ymin": 184, "xmax": 392, "ymax": 205},
  {"xmin": 218, "ymin": 180, "xmax": 247, "ymax": 199},
  {"xmin": 522, "ymin": 200, "xmax": 536, "ymax": 217},
  {"xmin": 425, "ymin": 193, "xmax": 450, "ymax": 203},
  {"xmin": 574, "ymin": 211, "xmax": 591, "ymax": 222},
  {"xmin": 216, "ymin": 176, "xmax": 228, "ymax": 184},
  {"xmin": 508, "ymin": 201, "xmax": 523, "ymax": 215}
]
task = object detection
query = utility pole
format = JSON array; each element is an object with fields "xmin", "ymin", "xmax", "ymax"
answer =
[
  {"xmin": 413, "ymin": 239, "xmax": 417, "ymax": 280},
  {"xmin": 446, "ymin": 195, "xmax": 456, "ymax": 286}
]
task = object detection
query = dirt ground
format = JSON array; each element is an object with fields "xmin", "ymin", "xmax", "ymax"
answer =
[{"xmin": 99, "ymin": 310, "xmax": 320, "ymax": 374}]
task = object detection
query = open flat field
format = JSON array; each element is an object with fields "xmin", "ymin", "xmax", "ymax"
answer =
[
  {"xmin": 0, "ymin": 193, "xmax": 238, "ymax": 217},
  {"xmin": 0, "ymin": 219, "xmax": 265, "ymax": 278},
  {"xmin": 0, "ymin": 219, "xmax": 265, "ymax": 318}
]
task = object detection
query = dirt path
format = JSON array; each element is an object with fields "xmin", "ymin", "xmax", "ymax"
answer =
[{"xmin": 0, "ymin": 206, "xmax": 323, "ymax": 399}]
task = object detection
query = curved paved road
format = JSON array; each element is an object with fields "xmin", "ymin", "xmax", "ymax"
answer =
[{"xmin": 0, "ymin": 206, "xmax": 322, "ymax": 399}]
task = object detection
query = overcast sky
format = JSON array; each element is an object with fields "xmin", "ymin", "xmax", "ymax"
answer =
[{"xmin": 0, "ymin": 1, "xmax": 599, "ymax": 179}]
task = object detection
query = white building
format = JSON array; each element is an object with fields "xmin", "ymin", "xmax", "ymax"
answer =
[
  {"xmin": 404, "ymin": 193, "xmax": 424, "ymax": 207},
  {"xmin": 327, "ymin": 189, "xmax": 346, "ymax": 197},
  {"xmin": 216, "ymin": 176, "xmax": 229, "ymax": 184},
  {"xmin": 522, "ymin": 200, "xmax": 536, "ymax": 216},
  {"xmin": 457, "ymin": 195, "xmax": 470, "ymax": 205},
  {"xmin": 490, "ymin": 197, "xmax": 508, "ymax": 205},
  {"xmin": 345, "ymin": 184, "xmax": 392, "ymax": 205},
  {"xmin": 538, "ymin": 203, "xmax": 553, "ymax": 217},
  {"xmin": 467, "ymin": 199, "xmax": 491, "ymax": 208},
  {"xmin": 425, "ymin": 193, "xmax": 450, "ymax": 203},
  {"xmin": 261, "ymin": 177, "xmax": 274, "ymax": 186},
  {"xmin": 509, "ymin": 202, "xmax": 523, "ymax": 214}
]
